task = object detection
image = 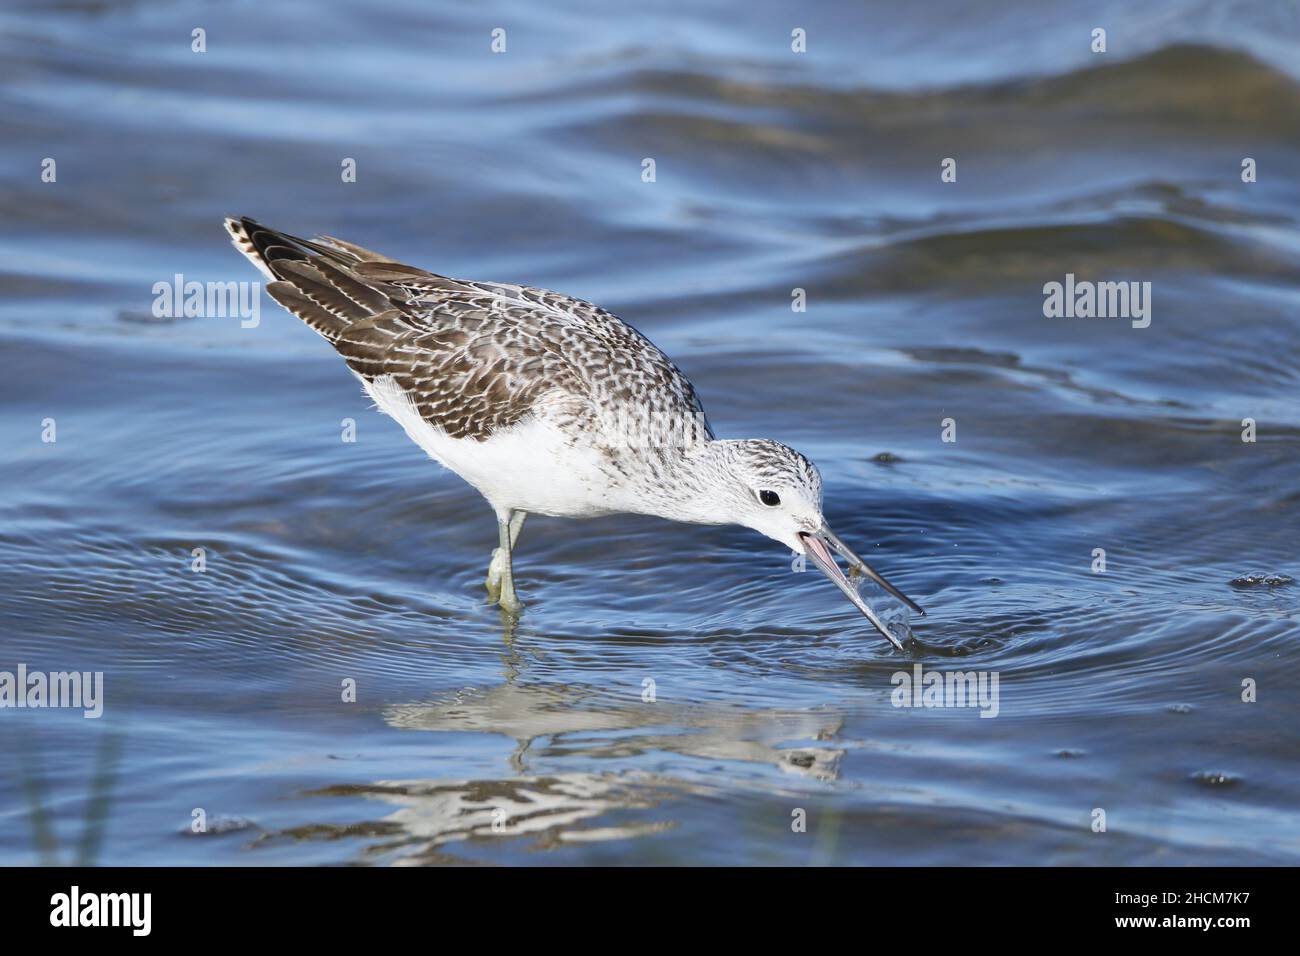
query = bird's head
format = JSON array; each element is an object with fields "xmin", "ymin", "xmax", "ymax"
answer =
[
  {"xmin": 711, "ymin": 439, "xmax": 824, "ymax": 552},
  {"xmin": 711, "ymin": 438, "xmax": 925, "ymax": 650}
]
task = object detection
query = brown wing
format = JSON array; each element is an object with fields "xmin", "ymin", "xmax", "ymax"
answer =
[{"xmin": 226, "ymin": 217, "xmax": 711, "ymax": 444}]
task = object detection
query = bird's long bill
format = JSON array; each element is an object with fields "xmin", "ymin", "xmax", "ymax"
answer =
[
  {"xmin": 798, "ymin": 527, "xmax": 924, "ymax": 651},
  {"xmin": 820, "ymin": 524, "xmax": 926, "ymax": 617}
]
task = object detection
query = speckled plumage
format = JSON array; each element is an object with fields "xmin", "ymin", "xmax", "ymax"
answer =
[
  {"xmin": 225, "ymin": 216, "xmax": 922, "ymax": 643},
  {"xmin": 227, "ymin": 217, "xmax": 710, "ymax": 447},
  {"xmin": 224, "ymin": 215, "xmax": 826, "ymax": 518}
]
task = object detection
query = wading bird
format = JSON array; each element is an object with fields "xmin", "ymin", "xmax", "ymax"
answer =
[{"xmin": 226, "ymin": 218, "xmax": 924, "ymax": 648}]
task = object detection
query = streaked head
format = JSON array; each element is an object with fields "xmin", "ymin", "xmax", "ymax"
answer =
[
  {"xmin": 714, "ymin": 438, "xmax": 925, "ymax": 650},
  {"xmin": 711, "ymin": 439, "xmax": 823, "ymax": 551}
]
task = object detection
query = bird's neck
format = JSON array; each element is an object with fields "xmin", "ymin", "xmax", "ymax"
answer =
[{"xmin": 623, "ymin": 439, "xmax": 734, "ymax": 525}]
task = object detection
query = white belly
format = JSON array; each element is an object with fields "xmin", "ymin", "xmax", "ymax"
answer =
[{"xmin": 362, "ymin": 374, "xmax": 622, "ymax": 518}]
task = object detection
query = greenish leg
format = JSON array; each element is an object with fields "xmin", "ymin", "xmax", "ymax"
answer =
[
  {"xmin": 486, "ymin": 510, "xmax": 527, "ymax": 611},
  {"xmin": 508, "ymin": 510, "xmax": 527, "ymax": 548}
]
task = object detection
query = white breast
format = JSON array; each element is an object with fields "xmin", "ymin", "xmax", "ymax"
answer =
[{"xmin": 361, "ymin": 374, "xmax": 624, "ymax": 518}]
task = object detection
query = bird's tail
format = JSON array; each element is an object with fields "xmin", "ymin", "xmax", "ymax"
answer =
[{"xmin": 223, "ymin": 216, "xmax": 398, "ymax": 342}]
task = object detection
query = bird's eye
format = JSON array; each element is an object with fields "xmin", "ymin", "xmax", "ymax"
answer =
[{"xmin": 758, "ymin": 490, "xmax": 780, "ymax": 507}]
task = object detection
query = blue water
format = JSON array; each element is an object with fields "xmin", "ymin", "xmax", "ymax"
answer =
[{"xmin": 1, "ymin": 0, "xmax": 1298, "ymax": 865}]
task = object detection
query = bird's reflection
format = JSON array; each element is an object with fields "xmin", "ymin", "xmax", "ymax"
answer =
[
  {"xmin": 281, "ymin": 681, "xmax": 846, "ymax": 861},
  {"xmin": 385, "ymin": 682, "xmax": 845, "ymax": 780}
]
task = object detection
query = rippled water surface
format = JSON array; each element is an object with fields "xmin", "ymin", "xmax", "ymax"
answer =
[{"xmin": 2, "ymin": 0, "xmax": 1298, "ymax": 865}]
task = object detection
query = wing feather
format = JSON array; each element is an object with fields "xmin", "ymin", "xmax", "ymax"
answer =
[{"xmin": 227, "ymin": 217, "xmax": 712, "ymax": 443}]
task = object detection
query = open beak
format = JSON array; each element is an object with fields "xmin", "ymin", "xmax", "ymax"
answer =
[{"xmin": 798, "ymin": 526, "xmax": 925, "ymax": 651}]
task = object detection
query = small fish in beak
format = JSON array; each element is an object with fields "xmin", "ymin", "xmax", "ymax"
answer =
[{"xmin": 798, "ymin": 527, "xmax": 925, "ymax": 651}]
